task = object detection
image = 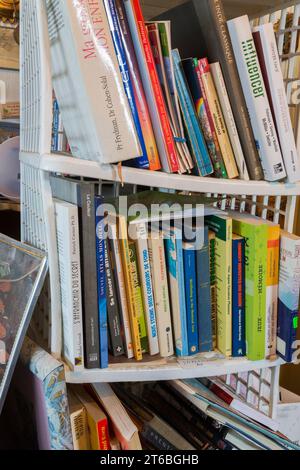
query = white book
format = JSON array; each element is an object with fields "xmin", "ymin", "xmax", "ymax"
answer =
[
  {"xmin": 54, "ymin": 199, "xmax": 84, "ymax": 370},
  {"xmin": 129, "ymin": 221, "xmax": 159, "ymax": 356},
  {"xmin": 148, "ymin": 232, "xmax": 174, "ymax": 357},
  {"xmin": 210, "ymin": 62, "xmax": 250, "ymax": 181},
  {"xmin": 108, "ymin": 217, "xmax": 134, "ymax": 359},
  {"xmin": 253, "ymin": 23, "xmax": 300, "ymax": 183},
  {"xmin": 46, "ymin": 0, "xmax": 141, "ymax": 164},
  {"xmin": 227, "ymin": 15, "xmax": 286, "ymax": 182}
]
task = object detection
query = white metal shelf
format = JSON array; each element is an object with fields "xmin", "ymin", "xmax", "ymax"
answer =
[
  {"xmin": 65, "ymin": 356, "xmax": 284, "ymax": 384},
  {"xmin": 20, "ymin": 151, "xmax": 300, "ymax": 196}
]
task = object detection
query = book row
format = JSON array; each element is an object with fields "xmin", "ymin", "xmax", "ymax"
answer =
[
  {"xmin": 51, "ymin": 177, "xmax": 300, "ymax": 370},
  {"xmin": 47, "ymin": 0, "xmax": 300, "ymax": 182}
]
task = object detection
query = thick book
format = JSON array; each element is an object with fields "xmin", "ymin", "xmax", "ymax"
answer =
[
  {"xmin": 124, "ymin": 0, "xmax": 179, "ymax": 173},
  {"xmin": 210, "ymin": 62, "xmax": 249, "ymax": 180},
  {"xmin": 68, "ymin": 388, "xmax": 91, "ymax": 450},
  {"xmin": 197, "ymin": 226, "xmax": 213, "ymax": 353},
  {"xmin": 114, "ymin": 0, "xmax": 161, "ymax": 171},
  {"xmin": 183, "ymin": 242, "xmax": 199, "ymax": 355},
  {"xmin": 253, "ymin": 23, "xmax": 300, "ymax": 183},
  {"xmin": 46, "ymin": 0, "xmax": 141, "ymax": 164},
  {"xmin": 54, "ymin": 199, "xmax": 84, "ymax": 371},
  {"xmin": 206, "ymin": 214, "xmax": 232, "ymax": 356},
  {"xmin": 277, "ymin": 231, "xmax": 300, "ymax": 362},
  {"xmin": 227, "ymin": 15, "xmax": 286, "ymax": 182},
  {"xmin": 231, "ymin": 234, "xmax": 246, "ymax": 357}
]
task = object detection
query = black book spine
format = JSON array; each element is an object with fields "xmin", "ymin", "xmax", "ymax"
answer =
[{"xmin": 141, "ymin": 424, "xmax": 177, "ymax": 451}]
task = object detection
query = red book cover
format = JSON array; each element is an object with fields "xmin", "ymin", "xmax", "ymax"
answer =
[{"xmin": 132, "ymin": 0, "xmax": 179, "ymax": 172}]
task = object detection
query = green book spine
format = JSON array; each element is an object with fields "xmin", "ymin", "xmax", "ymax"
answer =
[{"xmin": 232, "ymin": 220, "xmax": 267, "ymax": 360}]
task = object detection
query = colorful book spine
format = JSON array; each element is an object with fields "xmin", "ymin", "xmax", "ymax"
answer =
[
  {"xmin": 198, "ymin": 58, "xmax": 239, "ymax": 179},
  {"xmin": 95, "ymin": 196, "xmax": 108, "ymax": 368},
  {"xmin": 183, "ymin": 243, "xmax": 199, "ymax": 355},
  {"xmin": 253, "ymin": 23, "xmax": 300, "ymax": 183},
  {"xmin": 114, "ymin": 0, "xmax": 161, "ymax": 171},
  {"xmin": 209, "ymin": 231, "xmax": 217, "ymax": 349},
  {"xmin": 232, "ymin": 235, "xmax": 246, "ymax": 357},
  {"xmin": 227, "ymin": 15, "xmax": 286, "ymax": 182},
  {"xmin": 181, "ymin": 58, "xmax": 227, "ymax": 178},
  {"xmin": 196, "ymin": 226, "xmax": 213, "ymax": 353},
  {"xmin": 277, "ymin": 231, "xmax": 300, "ymax": 362},
  {"xmin": 172, "ymin": 49, "xmax": 214, "ymax": 177},
  {"xmin": 124, "ymin": 0, "xmax": 179, "ymax": 173},
  {"xmin": 265, "ymin": 224, "xmax": 280, "ymax": 358},
  {"xmin": 104, "ymin": 0, "xmax": 148, "ymax": 169},
  {"xmin": 207, "ymin": 215, "xmax": 232, "ymax": 356}
]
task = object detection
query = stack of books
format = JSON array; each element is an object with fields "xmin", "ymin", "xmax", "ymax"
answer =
[
  {"xmin": 50, "ymin": 177, "xmax": 300, "ymax": 370},
  {"xmin": 46, "ymin": 0, "xmax": 300, "ymax": 182}
]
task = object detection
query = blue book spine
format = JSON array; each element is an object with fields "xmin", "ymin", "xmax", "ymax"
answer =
[
  {"xmin": 232, "ymin": 237, "xmax": 246, "ymax": 357},
  {"xmin": 175, "ymin": 230, "xmax": 189, "ymax": 356},
  {"xmin": 104, "ymin": 0, "xmax": 149, "ymax": 169},
  {"xmin": 52, "ymin": 99, "xmax": 60, "ymax": 151},
  {"xmin": 277, "ymin": 301, "xmax": 298, "ymax": 362},
  {"xmin": 196, "ymin": 226, "xmax": 213, "ymax": 353},
  {"xmin": 183, "ymin": 244, "xmax": 199, "ymax": 355},
  {"xmin": 171, "ymin": 49, "xmax": 213, "ymax": 177},
  {"xmin": 95, "ymin": 195, "xmax": 108, "ymax": 369}
]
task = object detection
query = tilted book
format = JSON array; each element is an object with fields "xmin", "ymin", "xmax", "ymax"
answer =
[
  {"xmin": 68, "ymin": 388, "xmax": 91, "ymax": 450},
  {"xmin": 227, "ymin": 15, "xmax": 286, "ymax": 182},
  {"xmin": 46, "ymin": 0, "xmax": 141, "ymax": 163}
]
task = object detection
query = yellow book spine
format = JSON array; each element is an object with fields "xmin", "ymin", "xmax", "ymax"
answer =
[{"xmin": 266, "ymin": 225, "xmax": 280, "ymax": 358}]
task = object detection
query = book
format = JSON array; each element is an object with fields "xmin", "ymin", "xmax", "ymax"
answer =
[
  {"xmin": 209, "ymin": 231, "xmax": 217, "ymax": 349},
  {"xmin": 68, "ymin": 388, "xmax": 91, "ymax": 450},
  {"xmin": 253, "ymin": 23, "xmax": 300, "ymax": 183},
  {"xmin": 277, "ymin": 231, "xmax": 300, "ymax": 362},
  {"xmin": 172, "ymin": 49, "xmax": 214, "ymax": 177},
  {"xmin": 129, "ymin": 221, "xmax": 159, "ymax": 356},
  {"xmin": 231, "ymin": 234, "xmax": 246, "ymax": 357},
  {"xmin": 228, "ymin": 211, "xmax": 268, "ymax": 360},
  {"xmin": 227, "ymin": 15, "xmax": 286, "ymax": 182},
  {"xmin": 54, "ymin": 199, "xmax": 84, "ymax": 371},
  {"xmin": 210, "ymin": 62, "xmax": 249, "ymax": 180},
  {"xmin": 148, "ymin": 231, "xmax": 174, "ymax": 357},
  {"xmin": 95, "ymin": 196, "xmax": 108, "ymax": 368},
  {"xmin": 74, "ymin": 386, "xmax": 110, "ymax": 450},
  {"xmin": 198, "ymin": 58, "xmax": 238, "ymax": 179},
  {"xmin": 114, "ymin": 0, "xmax": 161, "ymax": 171},
  {"xmin": 46, "ymin": 0, "xmax": 141, "ymax": 164},
  {"xmin": 181, "ymin": 57, "xmax": 227, "ymax": 178},
  {"xmin": 206, "ymin": 214, "xmax": 232, "ymax": 356},
  {"xmin": 183, "ymin": 242, "xmax": 199, "ymax": 355},
  {"xmin": 124, "ymin": 0, "xmax": 179, "ymax": 173}
]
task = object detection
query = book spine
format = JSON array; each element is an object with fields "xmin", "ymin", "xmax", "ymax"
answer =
[
  {"xmin": 265, "ymin": 225, "xmax": 280, "ymax": 358},
  {"xmin": 129, "ymin": 240, "xmax": 149, "ymax": 353},
  {"xmin": 70, "ymin": 409, "xmax": 90, "ymax": 450},
  {"xmin": 141, "ymin": 424, "xmax": 177, "ymax": 450},
  {"xmin": 198, "ymin": 58, "xmax": 238, "ymax": 179},
  {"xmin": 114, "ymin": 0, "xmax": 161, "ymax": 171},
  {"xmin": 55, "ymin": 201, "xmax": 84, "ymax": 370},
  {"xmin": 210, "ymin": 232, "xmax": 217, "ymax": 349},
  {"xmin": 227, "ymin": 15, "xmax": 286, "ymax": 182},
  {"xmin": 232, "ymin": 237, "xmax": 246, "ymax": 357},
  {"xmin": 148, "ymin": 235, "xmax": 174, "ymax": 357},
  {"xmin": 277, "ymin": 234, "xmax": 300, "ymax": 362},
  {"xmin": 130, "ymin": 223, "xmax": 159, "ymax": 355},
  {"xmin": 197, "ymin": 226, "xmax": 213, "ymax": 353},
  {"xmin": 95, "ymin": 196, "xmax": 108, "ymax": 368},
  {"xmin": 183, "ymin": 244, "xmax": 199, "ymax": 355},
  {"xmin": 253, "ymin": 23, "xmax": 300, "ymax": 183},
  {"xmin": 172, "ymin": 49, "xmax": 213, "ymax": 176},
  {"xmin": 104, "ymin": 0, "xmax": 148, "ymax": 169},
  {"xmin": 96, "ymin": 419, "xmax": 110, "ymax": 450},
  {"xmin": 210, "ymin": 61, "xmax": 249, "ymax": 180},
  {"xmin": 127, "ymin": 0, "xmax": 179, "ymax": 172},
  {"xmin": 193, "ymin": 0, "xmax": 263, "ymax": 180},
  {"xmin": 51, "ymin": 98, "xmax": 60, "ymax": 152},
  {"xmin": 105, "ymin": 239, "xmax": 125, "ymax": 357}
]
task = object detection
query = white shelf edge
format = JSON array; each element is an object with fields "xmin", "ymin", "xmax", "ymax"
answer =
[
  {"xmin": 65, "ymin": 357, "xmax": 284, "ymax": 384},
  {"xmin": 20, "ymin": 152, "xmax": 300, "ymax": 196}
]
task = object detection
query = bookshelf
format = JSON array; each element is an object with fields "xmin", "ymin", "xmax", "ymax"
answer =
[{"xmin": 19, "ymin": 0, "xmax": 300, "ymax": 422}]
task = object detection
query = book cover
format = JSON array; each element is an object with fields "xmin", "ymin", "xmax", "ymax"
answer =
[
  {"xmin": 114, "ymin": 0, "xmax": 161, "ymax": 171},
  {"xmin": 46, "ymin": 0, "xmax": 141, "ymax": 164},
  {"xmin": 253, "ymin": 23, "xmax": 300, "ymax": 183},
  {"xmin": 206, "ymin": 214, "xmax": 232, "ymax": 356},
  {"xmin": 232, "ymin": 234, "xmax": 246, "ymax": 357},
  {"xmin": 183, "ymin": 242, "xmax": 199, "ymax": 355},
  {"xmin": 227, "ymin": 15, "xmax": 286, "ymax": 182},
  {"xmin": 54, "ymin": 200, "xmax": 84, "ymax": 371},
  {"xmin": 277, "ymin": 231, "xmax": 300, "ymax": 362},
  {"xmin": 210, "ymin": 62, "xmax": 249, "ymax": 181}
]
